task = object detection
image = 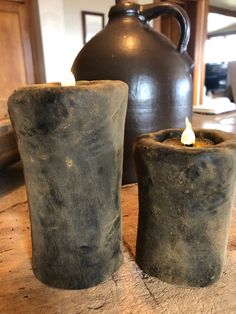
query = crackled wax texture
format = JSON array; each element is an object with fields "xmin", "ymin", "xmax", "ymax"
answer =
[
  {"xmin": 133, "ymin": 129, "xmax": 236, "ymax": 287},
  {"xmin": 8, "ymin": 80, "xmax": 128, "ymax": 289}
]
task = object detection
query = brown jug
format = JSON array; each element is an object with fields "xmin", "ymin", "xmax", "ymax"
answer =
[{"xmin": 72, "ymin": 0, "xmax": 193, "ymax": 184}]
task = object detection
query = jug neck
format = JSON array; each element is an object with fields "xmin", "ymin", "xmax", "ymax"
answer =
[
  {"xmin": 115, "ymin": 0, "xmax": 136, "ymax": 3},
  {"xmin": 109, "ymin": 1, "xmax": 141, "ymax": 19}
]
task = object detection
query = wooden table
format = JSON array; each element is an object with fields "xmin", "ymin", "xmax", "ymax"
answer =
[
  {"xmin": 192, "ymin": 111, "xmax": 236, "ymax": 133},
  {"xmin": 1, "ymin": 162, "xmax": 236, "ymax": 313}
]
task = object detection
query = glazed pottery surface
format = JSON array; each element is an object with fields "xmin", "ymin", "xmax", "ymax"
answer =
[{"xmin": 72, "ymin": 1, "xmax": 193, "ymax": 183}]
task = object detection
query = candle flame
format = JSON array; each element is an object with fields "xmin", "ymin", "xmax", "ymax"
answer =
[
  {"xmin": 181, "ymin": 117, "xmax": 196, "ymax": 145},
  {"xmin": 61, "ymin": 71, "xmax": 76, "ymax": 86}
]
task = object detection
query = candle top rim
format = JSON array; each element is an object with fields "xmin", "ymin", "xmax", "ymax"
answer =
[
  {"xmin": 136, "ymin": 128, "xmax": 236, "ymax": 151},
  {"xmin": 13, "ymin": 80, "xmax": 128, "ymax": 91}
]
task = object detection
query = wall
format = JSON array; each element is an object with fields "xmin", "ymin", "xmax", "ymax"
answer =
[
  {"xmin": 38, "ymin": 0, "xmax": 66, "ymax": 82},
  {"xmin": 62, "ymin": 0, "xmax": 114, "ymax": 81},
  {"xmin": 38, "ymin": 0, "xmax": 152, "ymax": 82}
]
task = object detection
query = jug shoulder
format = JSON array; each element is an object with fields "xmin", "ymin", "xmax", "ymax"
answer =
[{"xmin": 74, "ymin": 18, "xmax": 187, "ymax": 70}]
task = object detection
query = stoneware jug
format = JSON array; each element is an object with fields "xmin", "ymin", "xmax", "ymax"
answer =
[{"xmin": 72, "ymin": 0, "xmax": 193, "ymax": 184}]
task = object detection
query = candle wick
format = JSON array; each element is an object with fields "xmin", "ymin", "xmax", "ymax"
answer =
[{"xmin": 182, "ymin": 143, "xmax": 193, "ymax": 147}]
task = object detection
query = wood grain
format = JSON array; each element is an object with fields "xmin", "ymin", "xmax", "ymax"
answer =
[
  {"xmin": 0, "ymin": 2, "xmax": 27, "ymax": 119},
  {"xmin": 0, "ymin": 0, "xmax": 42, "ymax": 120},
  {"xmin": 0, "ymin": 128, "xmax": 19, "ymax": 170},
  {"xmin": 209, "ymin": 5, "xmax": 236, "ymax": 18},
  {"xmin": 1, "ymin": 162, "xmax": 236, "ymax": 313},
  {"xmin": 192, "ymin": 0, "xmax": 208, "ymax": 106},
  {"xmin": 154, "ymin": 0, "xmax": 209, "ymax": 106},
  {"xmin": 26, "ymin": 0, "xmax": 46, "ymax": 83}
]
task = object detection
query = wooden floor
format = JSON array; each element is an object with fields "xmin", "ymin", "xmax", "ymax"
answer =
[{"xmin": 1, "ymin": 162, "xmax": 236, "ymax": 313}]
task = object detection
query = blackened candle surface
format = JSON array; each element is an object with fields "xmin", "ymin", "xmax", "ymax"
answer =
[{"xmin": 8, "ymin": 80, "xmax": 128, "ymax": 290}]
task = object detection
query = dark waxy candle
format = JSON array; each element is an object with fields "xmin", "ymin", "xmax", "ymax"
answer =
[
  {"xmin": 8, "ymin": 80, "xmax": 128, "ymax": 289},
  {"xmin": 134, "ymin": 128, "xmax": 236, "ymax": 287}
]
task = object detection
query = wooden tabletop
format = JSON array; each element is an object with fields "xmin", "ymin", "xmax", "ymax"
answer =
[
  {"xmin": 192, "ymin": 111, "xmax": 236, "ymax": 133},
  {"xmin": 1, "ymin": 162, "xmax": 236, "ymax": 313}
]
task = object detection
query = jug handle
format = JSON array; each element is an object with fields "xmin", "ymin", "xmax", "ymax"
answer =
[{"xmin": 140, "ymin": 2, "xmax": 190, "ymax": 54}]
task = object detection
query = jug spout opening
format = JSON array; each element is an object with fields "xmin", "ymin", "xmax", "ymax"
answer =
[
  {"xmin": 115, "ymin": 0, "xmax": 136, "ymax": 4},
  {"xmin": 109, "ymin": 1, "xmax": 140, "ymax": 18}
]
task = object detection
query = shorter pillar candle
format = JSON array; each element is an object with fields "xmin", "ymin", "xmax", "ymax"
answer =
[
  {"xmin": 8, "ymin": 80, "xmax": 128, "ymax": 289},
  {"xmin": 133, "ymin": 128, "xmax": 236, "ymax": 287}
]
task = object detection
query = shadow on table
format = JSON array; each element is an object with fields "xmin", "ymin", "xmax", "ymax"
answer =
[{"xmin": 0, "ymin": 161, "xmax": 25, "ymax": 197}]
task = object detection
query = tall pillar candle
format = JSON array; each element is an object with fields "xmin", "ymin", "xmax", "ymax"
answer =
[
  {"xmin": 133, "ymin": 129, "xmax": 236, "ymax": 287},
  {"xmin": 8, "ymin": 80, "xmax": 128, "ymax": 289}
]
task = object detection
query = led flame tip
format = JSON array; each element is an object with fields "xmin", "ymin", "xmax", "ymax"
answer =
[
  {"xmin": 61, "ymin": 71, "xmax": 76, "ymax": 86},
  {"xmin": 185, "ymin": 116, "xmax": 191, "ymax": 128}
]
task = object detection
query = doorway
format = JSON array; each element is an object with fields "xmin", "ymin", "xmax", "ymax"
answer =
[
  {"xmin": 0, "ymin": 0, "xmax": 45, "ymax": 121},
  {"xmin": 205, "ymin": 12, "xmax": 236, "ymax": 100}
]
